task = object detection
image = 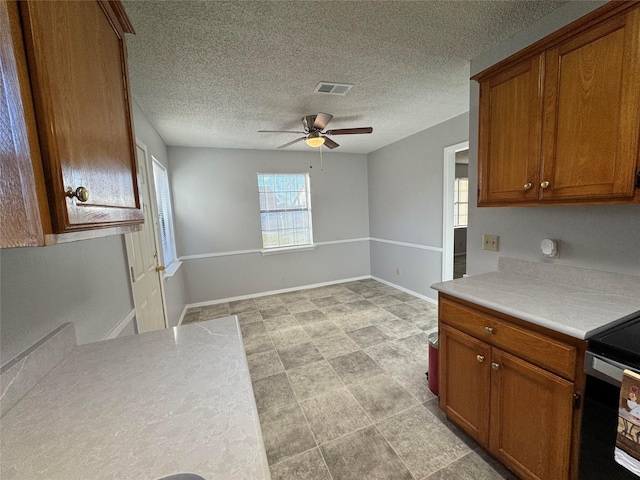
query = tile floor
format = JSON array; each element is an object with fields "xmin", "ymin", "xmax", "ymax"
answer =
[{"xmin": 183, "ymin": 279, "xmax": 516, "ymax": 480}]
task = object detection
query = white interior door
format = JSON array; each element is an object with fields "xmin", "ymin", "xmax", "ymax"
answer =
[{"xmin": 125, "ymin": 142, "xmax": 166, "ymax": 333}]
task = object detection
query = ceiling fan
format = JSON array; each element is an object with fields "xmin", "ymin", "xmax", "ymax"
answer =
[{"xmin": 258, "ymin": 113, "xmax": 373, "ymax": 149}]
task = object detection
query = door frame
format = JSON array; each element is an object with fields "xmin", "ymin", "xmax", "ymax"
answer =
[
  {"xmin": 126, "ymin": 138, "xmax": 168, "ymax": 330},
  {"xmin": 442, "ymin": 140, "xmax": 469, "ymax": 281}
]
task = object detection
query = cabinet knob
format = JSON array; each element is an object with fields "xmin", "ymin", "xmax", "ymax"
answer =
[
  {"xmin": 476, "ymin": 355, "xmax": 485, "ymax": 363},
  {"xmin": 65, "ymin": 186, "xmax": 89, "ymax": 202},
  {"xmin": 540, "ymin": 181, "xmax": 550, "ymax": 189},
  {"xmin": 523, "ymin": 182, "xmax": 532, "ymax": 191},
  {"xmin": 485, "ymin": 326, "xmax": 494, "ymax": 334},
  {"xmin": 491, "ymin": 363, "xmax": 500, "ymax": 370}
]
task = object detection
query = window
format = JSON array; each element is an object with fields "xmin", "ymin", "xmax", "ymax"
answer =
[
  {"xmin": 152, "ymin": 158, "xmax": 178, "ymax": 272},
  {"xmin": 257, "ymin": 173, "xmax": 313, "ymax": 249},
  {"xmin": 454, "ymin": 177, "xmax": 469, "ymax": 228}
]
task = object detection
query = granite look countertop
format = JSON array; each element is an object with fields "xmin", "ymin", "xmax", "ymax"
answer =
[
  {"xmin": 0, "ymin": 316, "xmax": 270, "ymax": 480},
  {"xmin": 432, "ymin": 258, "xmax": 640, "ymax": 340}
]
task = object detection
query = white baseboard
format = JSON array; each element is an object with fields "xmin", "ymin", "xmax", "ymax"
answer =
[
  {"xmin": 103, "ymin": 309, "xmax": 136, "ymax": 340},
  {"xmin": 370, "ymin": 276, "xmax": 438, "ymax": 305},
  {"xmin": 178, "ymin": 275, "xmax": 438, "ymax": 319},
  {"xmin": 182, "ymin": 275, "xmax": 371, "ymax": 311}
]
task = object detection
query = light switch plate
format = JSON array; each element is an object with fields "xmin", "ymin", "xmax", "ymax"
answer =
[{"xmin": 482, "ymin": 234, "xmax": 499, "ymax": 251}]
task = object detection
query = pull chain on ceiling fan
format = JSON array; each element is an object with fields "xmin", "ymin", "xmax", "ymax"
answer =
[{"xmin": 258, "ymin": 113, "xmax": 373, "ymax": 149}]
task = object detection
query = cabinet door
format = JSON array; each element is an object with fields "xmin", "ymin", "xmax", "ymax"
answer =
[
  {"xmin": 478, "ymin": 54, "xmax": 543, "ymax": 205},
  {"xmin": 541, "ymin": 8, "xmax": 640, "ymax": 201},
  {"xmin": 489, "ymin": 348, "xmax": 574, "ymax": 480},
  {"xmin": 19, "ymin": 0, "xmax": 143, "ymax": 232},
  {"xmin": 439, "ymin": 324, "xmax": 491, "ymax": 446}
]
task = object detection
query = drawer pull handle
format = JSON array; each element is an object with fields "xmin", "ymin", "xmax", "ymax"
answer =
[
  {"xmin": 477, "ymin": 355, "xmax": 485, "ymax": 363},
  {"xmin": 65, "ymin": 186, "xmax": 89, "ymax": 202},
  {"xmin": 491, "ymin": 363, "xmax": 500, "ymax": 370},
  {"xmin": 485, "ymin": 327, "xmax": 494, "ymax": 334}
]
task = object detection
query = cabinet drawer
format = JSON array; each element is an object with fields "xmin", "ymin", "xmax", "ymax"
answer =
[{"xmin": 439, "ymin": 298, "xmax": 577, "ymax": 380}]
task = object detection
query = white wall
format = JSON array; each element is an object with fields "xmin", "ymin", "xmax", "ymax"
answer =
[
  {"xmin": 132, "ymin": 102, "xmax": 186, "ymax": 327},
  {"xmin": 367, "ymin": 113, "xmax": 469, "ymax": 300},
  {"xmin": 467, "ymin": 0, "xmax": 640, "ymax": 277},
  {"xmin": 169, "ymin": 147, "xmax": 371, "ymax": 304},
  {"xmin": 0, "ymin": 237, "xmax": 134, "ymax": 365}
]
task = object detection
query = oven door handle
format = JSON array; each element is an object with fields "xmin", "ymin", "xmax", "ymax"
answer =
[{"xmin": 584, "ymin": 351, "xmax": 631, "ymax": 387}]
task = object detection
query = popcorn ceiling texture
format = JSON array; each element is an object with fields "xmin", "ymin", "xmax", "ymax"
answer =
[{"xmin": 124, "ymin": 1, "xmax": 566, "ymax": 154}]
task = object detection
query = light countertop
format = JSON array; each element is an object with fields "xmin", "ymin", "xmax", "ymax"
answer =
[
  {"xmin": 0, "ymin": 316, "xmax": 270, "ymax": 480},
  {"xmin": 431, "ymin": 258, "xmax": 640, "ymax": 340}
]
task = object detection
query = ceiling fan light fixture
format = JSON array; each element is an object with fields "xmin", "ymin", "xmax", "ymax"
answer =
[{"xmin": 305, "ymin": 135, "xmax": 325, "ymax": 148}]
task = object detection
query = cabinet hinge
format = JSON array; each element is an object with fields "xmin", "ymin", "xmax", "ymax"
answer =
[
  {"xmin": 573, "ymin": 393, "xmax": 581, "ymax": 409},
  {"xmin": 635, "ymin": 171, "xmax": 640, "ymax": 189}
]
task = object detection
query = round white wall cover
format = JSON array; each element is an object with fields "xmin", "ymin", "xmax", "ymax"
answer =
[{"xmin": 541, "ymin": 238, "xmax": 557, "ymax": 257}]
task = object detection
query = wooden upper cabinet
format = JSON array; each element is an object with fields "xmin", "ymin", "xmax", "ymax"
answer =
[
  {"xmin": 541, "ymin": 8, "xmax": 640, "ymax": 201},
  {"xmin": 474, "ymin": 2, "xmax": 640, "ymax": 207},
  {"xmin": 1, "ymin": 0, "xmax": 142, "ymax": 247},
  {"xmin": 478, "ymin": 55, "xmax": 543, "ymax": 205}
]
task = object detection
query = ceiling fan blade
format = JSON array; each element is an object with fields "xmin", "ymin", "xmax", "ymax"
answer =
[
  {"xmin": 258, "ymin": 130, "xmax": 305, "ymax": 134},
  {"xmin": 313, "ymin": 113, "xmax": 333, "ymax": 130},
  {"xmin": 323, "ymin": 137, "xmax": 339, "ymax": 149},
  {"xmin": 325, "ymin": 127, "xmax": 373, "ymax": 135},
  {"xmin": 277, "ymin": 137, "xmax": 307, "ymax": 149}
]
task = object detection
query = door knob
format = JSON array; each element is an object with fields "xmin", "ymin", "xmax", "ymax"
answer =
[
  {"xmin": 540, "ymin": 181, "xmax": 550, "ymax": 189},
  {"xmin": 477, "ymin": 355, "xmax": 485, "ymax": 363},
  {"xmin": 523, "ymin": 182, "xmax": 532, "ymax": 191},
  {"xmin": 65, "ymin": 186, "xmax": 89, "ymax": 202},
  {"xmin": 491, "ymin": 363, "xmax": 500, "ymax": 370},
  {"xmin": 156, "ymin": 265, "xmax": 165, "ymax": 272}
]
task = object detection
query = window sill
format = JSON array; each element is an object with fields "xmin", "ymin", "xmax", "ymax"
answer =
[
  {"xmin": 162, "ymin": 260, "xmax": 183, "ymax": 278},
  {"xmin": 261, "ymin": 245, "xmax": 315, "ymax": 256}
]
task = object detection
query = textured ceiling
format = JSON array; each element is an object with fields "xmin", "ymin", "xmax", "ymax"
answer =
[{"xmin": 124, "ymin": 0, "xmax": 566, "ymax": 154}]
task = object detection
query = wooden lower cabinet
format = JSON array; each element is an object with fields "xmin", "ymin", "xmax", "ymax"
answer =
[{"xmin": 439, "ymin": 295, "xmax": 585, "ymax": 480}]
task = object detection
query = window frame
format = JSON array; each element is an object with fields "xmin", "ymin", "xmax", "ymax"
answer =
[
  {"xmin": 151, "ymin": 157, "xmax": 180, "ymax": 276},
  {"xmin": 257, "ymin": 172, "xmax": 314, "ymax": 253},
  {"xmin": 454, "ymin": 177, "xmax": 469, "ymax": 228}
]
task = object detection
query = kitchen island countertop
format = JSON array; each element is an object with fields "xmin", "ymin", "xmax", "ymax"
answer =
[
  {"xmin": 432, "ymin": 257, "xmax": 640, "ymax": 340},
  {"xmin": 0, "ymin": 316, "xmax": 270, "ymax": 480}
]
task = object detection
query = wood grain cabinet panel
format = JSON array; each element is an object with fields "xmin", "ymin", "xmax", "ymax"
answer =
[
  {"xmin": 1, "ymin": 0, "xmax": 142, "ymax": 247},
  {"xmin": 489, "ymin": 348, "xmax": 574, "ymax": 480},
  {"xmin": 439, "ymin": 324, "xmax": 491, "ymax": 446},
  {"xmin": 541, "ymin": 8, "xmax": 640, "ymax": 201},
  {"xmin": 474, "ymin": 2, "xmax": 640, "ymax": 207},
  {"xmin": 438, "ymin": 294, "xmax": 586, "ymax": 480},
  {"xmin": 478, "ymin": 55, "xmax": 543, "ymax": 205}
]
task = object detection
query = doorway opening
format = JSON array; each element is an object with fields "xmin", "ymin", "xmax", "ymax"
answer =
[{"xmin": 442, "ymin": 141, "xmax": 469, "ymax": 281}]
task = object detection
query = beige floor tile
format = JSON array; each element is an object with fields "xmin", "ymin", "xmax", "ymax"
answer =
[
  {"xmin": 320, "ymin": 426, "xmax": 413, "ymax": 480},
  {"xmin": 252, "ymin": 371, "xmax": 297, "ymax": 415},
  {"xmin": 294, "ymin": 309, "xmax": 328, "ymax": 325},
  {"xmin": 327, "ymin": 350, "xmax": 384, "ymax": 385},
  {"xmin": 346, "ymin": 325, "xmax": 391, "ymax": 348},
  {"xmin": 311, "ymin": 333, "xmax": 361, "ymax": 359},
  {"xmin": 287, "ymin": 360, "xmax": 344, "ymax": 400},
  {"xmin": 269, "ymin": 326, "xmax": 310, "ymax": 349},
  {"xmin": 259, "ymin": 404, "xmax": 317, "ymax": 466},
  {"xmin": 348, "ymin": 374, "xmax": 418, "ymax": 422},
  {"xmin": 278, "ymin": 341, "xmax": 324, "ymax": 370},
  {"xmin": 300, "ymin": 388, "xmax": 371, "ymax": 444},
  {"xmin": 301, "ymin": 321, "xmax": 341, "ymax": 340},
  {"xmin": 264, "ymin": 314, "xmax": 300, "ymax": 332},
  {"xmin": 269, "ymin": 447, "xmax": 332, "ymax": 480},
  {"xmin": 247, "ymin": 350, "xmax": 284, "ymax": 381},
  {"xmin": 377, "ymin": 404, "xmax": 474, "ymax": 479}
]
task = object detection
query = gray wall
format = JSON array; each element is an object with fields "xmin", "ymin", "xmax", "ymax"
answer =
[
  {"xmin": 0, "ymin": 237, "xmax": 134, "ymax": 365},
  {"xmin": 367, "ymin": 113, "xmax": 469, "ymax": 300},
  {"xmin": 467, "ymin": 0, "xmax": 640, "ymax": 277},
  {"xmin": 132, "ymin": 102, "xmax": 186, "ymax": 327},
  {"xmin": 169, "ymin": 147, "xmax": 370, "ymax": 304}
]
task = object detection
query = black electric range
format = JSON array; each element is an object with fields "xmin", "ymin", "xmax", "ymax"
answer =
[
  {"xmin": 589, "ymin": 315, "xmax": 640, "ymax": 370},
  {"xmin": 579, "ymin": 314, "xmax": 640, "ymax": 480}
]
